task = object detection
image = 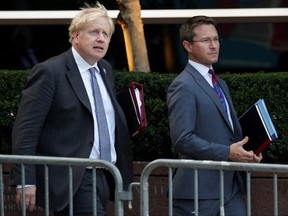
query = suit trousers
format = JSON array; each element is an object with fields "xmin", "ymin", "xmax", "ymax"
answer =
[
  {"xmin": 173, "ymin": 180, "xmax": 246, "ymax": 216},
  {"xmin": 53, "ymin": 169, "xmax": 110, "ymax": 216}
]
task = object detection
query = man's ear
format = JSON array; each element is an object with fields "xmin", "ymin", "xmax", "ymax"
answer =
[
  {"xmin": 183, "ymin": 40, "xmax": 192, "ymax": 53},
  {"xmin": 74, "ymin": 31, "xmax": 80, "ymax": 42}
]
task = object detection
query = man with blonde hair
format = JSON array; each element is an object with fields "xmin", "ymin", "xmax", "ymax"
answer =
[{"xmin": 11, "ymin": 2, "xmax": 133, "ymax": 215}]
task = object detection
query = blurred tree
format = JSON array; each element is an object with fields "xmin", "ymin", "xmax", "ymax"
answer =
[{"xmin": 116, "ymin": 0, "xmax": 150, "ymax": 72}]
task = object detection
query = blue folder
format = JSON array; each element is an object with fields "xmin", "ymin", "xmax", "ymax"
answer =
[{"xmin": 255, "ymin": 99, "xmax": 278, "ymax": 141}]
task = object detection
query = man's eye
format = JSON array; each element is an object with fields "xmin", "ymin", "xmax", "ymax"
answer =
[
  {"xmin": 90, "ymin": 31, "xmax": 97, "ymax": 36},
  {"xmin": 202, "ymin": 39, "xmax": 210, "ymax": 43},
  {"xmin": 103, "ymin": 32, "xmax": 108, "ymax": 38}
]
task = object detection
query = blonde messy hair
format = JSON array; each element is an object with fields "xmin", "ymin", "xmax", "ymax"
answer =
[{"xmin": 68, "ymin": 1, "xmax": 115, "ymax": 43}]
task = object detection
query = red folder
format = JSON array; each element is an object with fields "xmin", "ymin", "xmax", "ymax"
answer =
[{"xmin": 117, "ymin": 82, "xmax": 147, "ymax": 136}]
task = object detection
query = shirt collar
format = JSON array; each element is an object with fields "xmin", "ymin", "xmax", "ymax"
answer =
[
  {"xmin": 188, "ymin": 59, "xmax": 213, "ymax": 77},
  {"xmin": 72, "ymin": 47, "xmax": 99, "ymax": 74}
]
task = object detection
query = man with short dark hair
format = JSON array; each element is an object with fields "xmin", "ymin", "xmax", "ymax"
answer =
[{"xmin": 167, "ymin": 15, "xmax": 262, "ymax": 215}]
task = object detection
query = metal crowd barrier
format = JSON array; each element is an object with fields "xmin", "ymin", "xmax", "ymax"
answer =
[
  {"xmin": 0, "ymin": 154, "xmax": 132, "ymax": 216},
  {"xmin": 2, "ymin": 156, "xmax": 288, "ymax": 216},
  {"xmin": 140, "ymin": 159, "xmax": 288, "ymax": 216}
]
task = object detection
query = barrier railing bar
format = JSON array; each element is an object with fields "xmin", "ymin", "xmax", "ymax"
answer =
[
  {"xmin": 220, "ymin": 169, "xmax": 224, "ymax": 216},
  {"xmin": 142, "ymin": 159, "xmax": 288, "ymax": 173},
  {"xmin": 20, "ymin": 164, "xmax": 26, "ymax": 216},
  {"xmin": 92, "ymin": 168, "xmax": 97, "ymax": 216},
  {"xmin": 68, "ymin": 166, "xmax": 73, "ymax": 216},
  {"xmin": 246, "ymin": 171, "xmax": 251, "ymax": 216},
  {"xmin": 44, "ymin": 164, "xmax": 49, "ymax": 216},
  {"xmin": 128, "ymin": 182, "xmax": 140, "ymax": 209},
  {"xmin": 0, "ymin": 164, "xmax": 3, "ymax": 216},
  {"xmin": 194, "ymin": 168, "xmax": 198, "ymax": 216},
  {"xmin": 274, "ymin": 172, "xmax": 278, "ymax": 216},
  {"xmin": 168, "ymin": 167, "xmax": 173, "ymax": 216},
  {"xmin": 140, "ymin": 169, "xmax": 149, "ymax": 216}
]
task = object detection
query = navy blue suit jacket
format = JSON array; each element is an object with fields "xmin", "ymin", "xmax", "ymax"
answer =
[{"xmin": 11, "ymin": 48, "xmax": 134, "ymax": 211}]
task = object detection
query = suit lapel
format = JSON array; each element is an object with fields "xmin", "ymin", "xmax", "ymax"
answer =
[
  {"xmin": 186, "ymin": 64, "xmax": 233, "ymax": 130},
  {"xmin": 97, "ymin": 61, "xmax": 117, "ymax": 106},
  {"xmin": 65, "ymin": 49, "xmax": 92, "ymax": 113}
]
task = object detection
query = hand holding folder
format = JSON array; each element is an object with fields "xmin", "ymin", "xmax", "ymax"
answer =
[
  {"xmin": 117, "ymin": 82, "xmax": 147, "ymax": 136},
  {"xmin": 239, "ymin": 99, "xmax": 278, "ymax": 155}
]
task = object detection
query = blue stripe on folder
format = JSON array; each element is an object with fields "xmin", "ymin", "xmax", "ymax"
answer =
[{"xmin": 256, "ymin": 99, "xmax": 278, "ymax": 141}]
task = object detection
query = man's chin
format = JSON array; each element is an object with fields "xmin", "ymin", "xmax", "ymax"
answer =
[{"xmin": 92, "ymin": 53, "xmax": 105, "ymax": 61}]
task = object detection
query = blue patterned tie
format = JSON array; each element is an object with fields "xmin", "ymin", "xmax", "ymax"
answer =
[
  {"xmin": 89, "ymin": 67, "xmax": 111, "ymax": 162},
  {"xmin": 209, "ymin": 69, "xmax": 228, "ymax": 115}
]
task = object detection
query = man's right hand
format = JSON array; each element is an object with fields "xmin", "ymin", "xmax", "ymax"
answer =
[
  {"xmin": 16, "ymin": 186, "xmax": 37, "ymax": 211},
  {"xmin": 229, "ymin": 136, "xmax": 262, "ymax": 163}
]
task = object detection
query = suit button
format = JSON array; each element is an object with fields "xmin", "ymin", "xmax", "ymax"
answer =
[{"xmin": 89, "ymin": 142, "xmax": 93, "ymax": 147}]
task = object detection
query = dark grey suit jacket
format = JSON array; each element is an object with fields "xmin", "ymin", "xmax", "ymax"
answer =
[
  {"xmin": 11, "ymin": 48, "xmax": 134, "ymax": 211},
  {"xmin": 167, "ymin": 63, "xmax": 243, "ymax": 199}
]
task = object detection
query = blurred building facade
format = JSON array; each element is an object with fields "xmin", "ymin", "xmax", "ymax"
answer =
[{"xmin": 0, "ymin": 0, "xmax": 288, "ymax": 73}]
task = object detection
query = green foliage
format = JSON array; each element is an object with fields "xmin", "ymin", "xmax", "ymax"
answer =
[
  {"xmin": 0, "ymin": 70, "xmax": 29, "ymax": 154},
  {"xmin": 221, "ymin": 72, "xmax": 288, "ymax": 163},
  {"xmin": 1, "ymin": 70, "xmax": 288, "ymax": 163},
  {"xmin": 115, "ymin": 71, "xmax": 175, "ymax": 160},
  {"xmin": 0, "ymin": 70, "xmax": 28, "ymax": 126}
]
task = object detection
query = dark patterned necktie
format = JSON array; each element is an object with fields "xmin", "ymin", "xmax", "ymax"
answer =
[
  {"xmin": 209, "ymin": 69, "xmax": 228, "ymax": 115},
  {"xmin": 89, "ymin": 67, "xmax": 111, "ymax": 162}
]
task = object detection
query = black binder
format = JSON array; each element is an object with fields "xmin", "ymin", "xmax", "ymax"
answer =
[
  {"xmin": 117, "ymin": 82, "xmax": 147, "ymax": 136},
  {"xmin": 239, "ymin": 99, "xmax": 278, "ymax": 155}
]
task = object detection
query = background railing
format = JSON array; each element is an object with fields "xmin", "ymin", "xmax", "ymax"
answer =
[{"xmin": 0, "ymin": 8, "xmax": 288, "ymax": 25}]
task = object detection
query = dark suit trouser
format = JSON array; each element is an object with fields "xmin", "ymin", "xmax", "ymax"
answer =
[
  {"xmin": 173, "ymin": 181, "xmax": 246, "ymax": 216},
  {"xmin": 54, "ymin": 169, "xmax": 110, "ymax": 216}
]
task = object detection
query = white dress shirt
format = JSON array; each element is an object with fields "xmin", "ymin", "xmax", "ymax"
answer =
[{"xmin": 72, "ymin": 47, "xmax": 116, "ymax": 163}]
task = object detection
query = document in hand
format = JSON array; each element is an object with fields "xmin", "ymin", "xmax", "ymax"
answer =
[
  {"xmin": 117, "ymin": 82, "xmax": 147, "ymax": 136},
  {"xmin": 238, "ymin": 99, "xmax": 278, "ymax": 155}
]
